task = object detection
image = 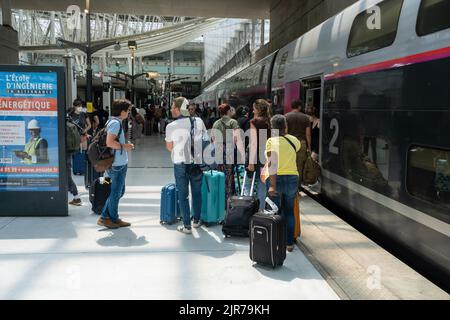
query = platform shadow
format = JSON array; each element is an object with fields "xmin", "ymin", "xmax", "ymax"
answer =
[
  {"xmin": 97, "ymin": 227, "xmax": 149, "ymax": 247},
  {"xmin": 250, "ymin": 255, "xmax": 325, "ymax": 282}
]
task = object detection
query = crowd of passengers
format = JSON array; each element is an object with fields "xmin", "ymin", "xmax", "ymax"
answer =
[{"xmin": 67, "ymin": 97, "xmax": 321, "ymax": 254}]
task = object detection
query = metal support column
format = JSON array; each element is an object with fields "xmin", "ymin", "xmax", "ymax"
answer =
[
  {"xmin": 63, "ymin": 54, "xmax": 76, "ymax": 111},
  {"xmin": 1, "ymin": 0, "xmax": 12, "ymax": 27},
  {"xmin": 251, "ymin": 19, "xmax": 256, "ymax": 51},
  {"xmin": 260, "ymin": 19, "xmax": 265, "ymax": 47}
]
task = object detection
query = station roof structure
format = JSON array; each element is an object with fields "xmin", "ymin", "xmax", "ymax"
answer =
[{"xmin": 8, "ymin": 0, "xmax": 270, "ymax": 19}]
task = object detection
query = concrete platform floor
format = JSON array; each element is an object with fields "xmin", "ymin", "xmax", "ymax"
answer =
[
  {"xmin": 298, "ymin": 194, "xmax": 449, "ymax": 300},
  {"xmin": 0, "ymin": 136, "xmax": 339, "ymax": 300}
]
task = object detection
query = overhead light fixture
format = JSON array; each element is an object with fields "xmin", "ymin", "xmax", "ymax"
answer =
[{"xmin": 146, "ymin": 71, "xmax": 160, "ymax": 79}]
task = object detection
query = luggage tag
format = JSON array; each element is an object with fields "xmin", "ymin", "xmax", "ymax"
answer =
[
  {"xmin": 264, "ymin": 197, "xmax": 279, "ymax": 215},
  {"xmin": 100, "ymin": 171, "xmax": 110, "ymax": 184}
]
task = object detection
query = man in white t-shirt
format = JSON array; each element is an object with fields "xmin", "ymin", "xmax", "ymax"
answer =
[
  {"xmin": 165, "ymin": 97, "xmax": 207, "ymax": 234},
  {"xmin": 138, "ymin": 106, "xmax": 146, "ymax": 118}
]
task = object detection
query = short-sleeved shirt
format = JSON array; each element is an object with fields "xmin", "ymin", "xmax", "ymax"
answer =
[
  {"xmin": 107, "ymin": 117, "xmax": 128, "ymax": 167},
  {"xmin": 212, "ymin": 116, "xmax": 240, "ymax": 143},
  {"xmin": 285, "ymin": 111, "xmax": 310, "ymax": 142},
  {"xmin": 265, "ymin": 134, "xmax": 301, "ymax": 176},
  {"xmin": 165, "ymin": 116, "xmax": 207, "ymax": 164}
]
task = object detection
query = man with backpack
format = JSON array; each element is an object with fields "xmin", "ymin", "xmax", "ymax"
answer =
[
  {"xmin": 66, "ymin": 116, "xmax": 82, "ymax": 206},
  {"xmin": 96, "ymin": 99, "xmax": 135, "ymax": 229},
  {"xmin": 165, "ymin": 97, "xmax": 207, "ymax": 234}
]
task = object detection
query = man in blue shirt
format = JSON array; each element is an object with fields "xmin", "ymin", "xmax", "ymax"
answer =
[{"xmin": 97, "ymin": 99, "xmax": 135, "ymax": 229}]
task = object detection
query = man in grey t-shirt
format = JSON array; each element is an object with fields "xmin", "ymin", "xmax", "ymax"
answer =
[{"xmin": 285, "ymin": 100, "xmax": 311, "ymax": 187}]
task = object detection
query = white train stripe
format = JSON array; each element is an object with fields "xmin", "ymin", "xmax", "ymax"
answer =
[{"xmin": 322, "ymin": 169, "xmax": 450, "ymax": 237}]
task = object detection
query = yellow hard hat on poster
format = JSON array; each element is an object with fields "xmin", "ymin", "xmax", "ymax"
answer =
[{"xmin": 86, "ymin": 102, "xmax": 93, "ymax": 113}]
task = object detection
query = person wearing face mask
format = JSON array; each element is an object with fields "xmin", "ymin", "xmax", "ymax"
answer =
[
  {"xmin": 69, "ymin": 100, "xmax": 92, "ymax": 150},
  {"xmin": 15, "ymin": 119, "xmax": 49, "ymax": 164}
]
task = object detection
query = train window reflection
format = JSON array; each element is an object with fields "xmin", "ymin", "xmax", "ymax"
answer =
[
  {"xmin": 407, "ymin": 146, "xmax": 450, "ymax": 209},
  {"xmin": 347, "ymin": 0, "xmax": 403, "ymax": 58},
  {"xmin": 342, "ymin": 136, "xmax": 390, "ymax": 192},
  {"xmin": 417, "ymin": 0, "xmax": 450, "ymax": 36}
]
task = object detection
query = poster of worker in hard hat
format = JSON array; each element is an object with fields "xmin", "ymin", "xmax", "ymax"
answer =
[
  {"xmin": 14, "ymin": 119, "xmax": 49, "ymax": 164},
  {"xmin": 0, "ymin": 70, "xmax": 59, "ymax": 192}
]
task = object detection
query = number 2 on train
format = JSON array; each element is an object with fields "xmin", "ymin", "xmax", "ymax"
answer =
[{"xmin": 329, "ymin": 118, "xmax": 339, "ymax": 155}]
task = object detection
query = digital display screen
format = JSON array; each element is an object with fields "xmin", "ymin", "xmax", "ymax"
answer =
[{"xmin": 0, "ymin": 71, "xmax": 60, "ymax": 192}]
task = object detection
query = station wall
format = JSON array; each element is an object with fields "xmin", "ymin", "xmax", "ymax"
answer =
[
  {"xmin": 269, "ymin": 0, "xmax": 358, "ymax": 52},
  {"xmin": 0, "ymin": 25, "xmax": 18, "ymax": 64}
]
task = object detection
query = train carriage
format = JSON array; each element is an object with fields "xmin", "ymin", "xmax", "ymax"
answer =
[{"xmin": 194, "ymin": 0, "xmax": 450, "ymax": 285}]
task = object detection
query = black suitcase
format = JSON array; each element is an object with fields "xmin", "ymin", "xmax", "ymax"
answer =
[
  {"xmin": 249, "ymin": 200, "xmax": 286, "ymax": 268},
  {"xmin": 89, "ymin": 177, "xmax": 111, "ymax": 215},
  {"xmin": 222, "ymin": 171, "xmax": 259, "ymax": 237},
  {"xmin": 85, "ymin": 157, "xmax": 102, "ymax": 190},
  {"xmin": 145, "ymin": 120, "xmax": 152, "ymax": 136}
]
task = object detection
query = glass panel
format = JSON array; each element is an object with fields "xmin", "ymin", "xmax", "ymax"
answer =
[
  {"xmin": 417, "ymin": 0, "xmax": 450, "ymax": 36},
  {"xmin": 407, "ymin": 146, "xmax": 450, "ymax": 209},
  {"xmin": 342, "ymin": 135, "xmax": 390, "ymax": 191},
  {"xmin": 347, "ymin": 0, "xmax": 403, "ymax": 57}
]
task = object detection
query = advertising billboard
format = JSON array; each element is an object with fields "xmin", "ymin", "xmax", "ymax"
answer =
[
  {"xmin": 0, "ymin": 72, "xmax": 60, "ymax": 191},
  {"xmin": 0, "ymin": 65, "xmax": 67, "ymax": 216}
]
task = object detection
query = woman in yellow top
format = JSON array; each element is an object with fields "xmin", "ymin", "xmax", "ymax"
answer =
[{"xmin": 265, "ymin": 115, "xmax": 301, "ymax": 252}]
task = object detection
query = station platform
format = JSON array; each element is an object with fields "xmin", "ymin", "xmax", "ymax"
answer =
[{"xmin": 0, "ymin": 136, "xmax": 447, "ymax": 300}]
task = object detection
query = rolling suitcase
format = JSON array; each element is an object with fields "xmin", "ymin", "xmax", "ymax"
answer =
[
  {"xmin": 144, "ymin": 120, "xmax": 152, "ymax": 136},
  {"xmin": 250, "ymin": 198, "xmax": 286, "ymax": 268},
  {"xmin": 222, "ymin": 171, "xmax": 259, "ymax": 237},
  {"xmin": 85, "ymin": 158, "xmax": 102, "ymax": 190},
  {"xmin": 294, "ymin": 195, "xmax": 302, "ymax": 240},
  {"xmin": 160, "ymin": 183, "xmax": 181, "ymax": 225},
  {"xmin": 200, "ymin": 170, "xmax": 226, "ymax": 225},
  {"xmin": 89, "ymin": 176, "xmax": 111, "ymax": 215},
  {"xmin": 72, "ymin": 151, "xmax": 86, "ymax": 175},
  {"xmin": 145, "ymin": 120, "xmax": 152, "ymax": 136}
]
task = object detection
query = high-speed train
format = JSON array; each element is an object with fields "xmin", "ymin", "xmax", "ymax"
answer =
[{"xmin": 193, "ymin": 0, "xmax": 450, "ymax": 286}]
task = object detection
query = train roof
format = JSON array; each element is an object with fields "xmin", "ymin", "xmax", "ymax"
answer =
[{"xmin": 272, "ymin": 0, "xmax": 450, "ymax": 87}]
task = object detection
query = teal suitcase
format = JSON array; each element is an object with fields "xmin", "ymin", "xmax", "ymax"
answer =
[{"xmin": 201, "ymin": 170, "xmax": 226, "ymax": 225}]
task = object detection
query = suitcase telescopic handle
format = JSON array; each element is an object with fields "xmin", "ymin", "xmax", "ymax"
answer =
[{"xmin": 241, "ymin": 170, "xmax": 257, "ymax": 197}]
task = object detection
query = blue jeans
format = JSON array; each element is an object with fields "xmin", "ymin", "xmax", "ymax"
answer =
[
  {"xmin": 266, "ymin": 175, "xmax": 299, "ymax": 246},
  {"xmin": 102, "ymin": 164, "xmax": 127, "ymax": 223},
  {"xmin": 243, "ymin": 167, "xmax": 266, "ymax": 211},
  {"xmin": 174, "ymin": 164, "xmax": 203, "ymax": 228}
]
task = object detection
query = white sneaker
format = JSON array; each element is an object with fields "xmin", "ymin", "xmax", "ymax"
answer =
[
  {"xmin": 192, "ymin": 220, "xmax": 202, "ymax": 228},
  {"xmin": 177, "ymin": 225, "xmax": 192, "ymax": 234}
]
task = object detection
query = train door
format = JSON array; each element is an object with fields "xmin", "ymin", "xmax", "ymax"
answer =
[{"xmin": 300, "ymin": 76, "xmax": 323, "ymax": 162}]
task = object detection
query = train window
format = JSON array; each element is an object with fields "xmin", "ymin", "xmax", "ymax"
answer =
[
  {"xmin": 259, "ymin": 65, "xmax": 266, "ymax": 84},
  {"xmin": 417, "ymin": 0, "xmax": 450, "ymax": 36},
  {"xmin": 342, "ymin": 135, "xmax": 390, "ymax": 192},
  {"xmin": 277, "ymin": 52, "xmax": 288, "ymax": 79},
  {"xmin": 347, "ymin": 0, "xmax": 404, "ymax": 58},
  {"xmin": 407, "ymin": 146, "xmax": 450, "ymax": 209}
]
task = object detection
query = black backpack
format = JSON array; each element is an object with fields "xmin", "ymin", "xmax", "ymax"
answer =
[{"xmin": 87, "ymin": 119, "xmax": 123, "ymax": 172}]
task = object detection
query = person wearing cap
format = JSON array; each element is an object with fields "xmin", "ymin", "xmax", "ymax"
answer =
[
  {"xmin": 165, "ymin": 96, "xmax": 207, "ymax": 234},
  {"xmin": 16, "ymin": 119, "xmax": 49, "ymax": 164}
]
